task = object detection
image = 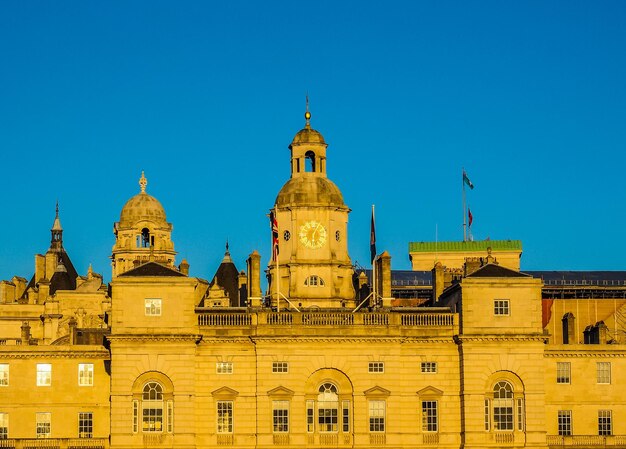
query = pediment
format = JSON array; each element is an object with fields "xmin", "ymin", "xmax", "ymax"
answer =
[
  {"xmin": 363, "ymin": 385, "xmax": 391, "ymax": 397},
  {"xmin": 417, "ymin": 385, "xmax": 443, "ymax": 397},
  {"xmin": 211, "ymin": 386, "xmax": 239, "ymax": 398},
  {"xmin": 267, "ymin": 386, "xmax": 295, "ymax": 397}
]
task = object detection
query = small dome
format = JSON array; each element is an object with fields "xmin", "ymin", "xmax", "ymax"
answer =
[
  {"xmin": 291, "ymin": 125, "xmax": 326, "ymax": 146},
  {"xmin": 276, "ymin": 176, "xmax": 345, "ymax": 208},
  {"xmin": 119, "ymin": 193, "xmax": 167, "ymax": 226}
]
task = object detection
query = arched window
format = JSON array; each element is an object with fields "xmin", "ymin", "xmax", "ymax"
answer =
[
  {"xmin": 485, "ymin": 379, "xmax": 524, "ymax": 432},
  {"xmin": 492, "ymin": 381, "xmax": 513, "ymax": 431},
  {"xmin": 132, "ymin": 374, "xmax": 174, "ymax": 434},
  {"xmin": 305, "ymin": 276, "xmax": 325, "ymax": 287},
  {"xmin": 317, "ymin": 383, "xmax": 339, "ymax": 432},
  {"xmin": 305, "ymin": 151, "xmax": 316, "ymax": 172},
  {"xmin": 142, "ymin": 382, "xmax": 163, "ymax": 432},
  {"xmin": 141, "ymin": 228, "xmax": 151, "ymax": 248}
]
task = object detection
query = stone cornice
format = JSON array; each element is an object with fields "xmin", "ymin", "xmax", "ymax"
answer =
[
  {"xmin": 199, "ymin": 336, "xmax": 455, "ymax": 344},
  {"xmin": 544, "ymin": 350, "xmax": 626, "ymax": 358},
  {"xmin": 0, "ymin": 349, "xmax": 109, "ymax": 359},
  {"xmin": 454, "ymin": 335, "xmax": 547, "ymax": 343},
  {"xmin": 107, "ymin": 334, "xmax": 201, "ymax": 343}
]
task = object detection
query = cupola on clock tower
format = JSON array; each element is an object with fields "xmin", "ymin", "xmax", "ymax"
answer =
[{"xmin": 268, "ymin": 108, "xmax": 356, "ymax": 308}]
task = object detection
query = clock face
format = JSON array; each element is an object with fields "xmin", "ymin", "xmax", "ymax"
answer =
[{"xmin": 299, "ymin": 221, "xmax": 327, "ymax": 249}]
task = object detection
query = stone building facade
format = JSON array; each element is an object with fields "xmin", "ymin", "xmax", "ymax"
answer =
[{"xmin": 0, "ymin": 112, "xmax": 625, "ymax": 449}]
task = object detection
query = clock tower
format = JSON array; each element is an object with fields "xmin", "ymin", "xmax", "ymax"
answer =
[{"xmin": 268, "ymin": 107, "xmax": 355, "ymax": 308}]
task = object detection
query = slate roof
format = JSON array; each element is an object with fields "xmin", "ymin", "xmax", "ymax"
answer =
[
  {"xmin": 119, "ymin": 261, "xmax": 186, "ymax": 277},
  {"xmin": 466, "ymin": 264, "xmax": 530, "ymax": 278}
]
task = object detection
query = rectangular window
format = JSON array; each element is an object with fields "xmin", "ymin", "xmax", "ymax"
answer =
[
  {"xmin": 306, "ymin": 400, "xmax": 314, "ymax": 433},
  {"xmin": 598, "ymin": 410, "xmax": 612, "ymax": 436},
  {"xmin": 78, "ymin": 412, "xmax": 93, "ymax": 438},
  {"xmin": 597, "ymin": 362, "xmax": 611, "ymax": 384},
  {"xmin": 216, "ymin": 362, "xmax": 233, "ymax": 374},
  {"xmin": 36, "ymin": 412, "xmax": 51, "ymax": 438},
  {"xmin": 272, "ymin": 362, "xmax": 288, "ymax": 373},
  {"xmin": 272, "ymin": 400, "xmax": 289, "ymax": 433},
  {"xmin": 0, "ymin": 413, "xmax": 7, "ymax": 439},
  {"xmin": 37, "ymin": 364, "xmax": 52, "ymax": 386},
  {"xmin": 421, "ymin": 400, "xmax": 438, "ymax": 432},
  {"xmin": 133, "ymin": 400, "xmax": 139, "ymax": 433},
  {"xmin": 368, "ymin": 362, "xmax": 384, "ymax": 373},
  {"xmin": 78, "ymin": 364, "xmax": 94, "ymax": 386},
  {"xmin": 369, "ymin": 400, "xmax": 385, "ymax": 432},
  {"xmin": 0, "ymin": 364, "xmax": 8, "ymax": 386},
  {"xmin": 421, "ymin": 362, "xmax": 437, "ymax": 373},
  {"xmin": 556, "ymin": 362, "xmax": 571, "ymax": 384},
  {"xmin": 484, "ymin": 399, "xmax": 490, "ymax": 431},
  {"xmin": 217, "ymin": 401, "xmax": 233, "ymax": 433},
  {"xmin": 167, "ymin": 400, "xmax": 173, "ymax": 433},
  {"xmin": 516, "ymin": 398, "xmax": 524, "ymax": 431},
  {"xmin": 342, "ymin": 400, "xmax": 350, "ymax": 432},
  {"xmin": 558, "ymin": 410, "xmax": 572, "ymax": 436},
  {"xmin": 494, "ymin": 299, "xmax": 510, "ymax": 316},
  {"xmin": 144, "ymin": 298, "xmax": 162, "ymax": 316}
]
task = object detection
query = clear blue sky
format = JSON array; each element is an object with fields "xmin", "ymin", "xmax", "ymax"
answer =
[{"xmin": 1, "ymin": 1, "xmax": 625, "ymax": 284}]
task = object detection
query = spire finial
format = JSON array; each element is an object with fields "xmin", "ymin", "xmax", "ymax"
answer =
[
  {"xmin": 55, "ymin": 200, "xmax": 59, "ymax": 218},
  {"xmin": 304, "ymin": 93, "xmax": 311, "ymax": 127},
  {"xmin": 139, "ymin": 171, "xmax": 148, "ymax": 193},
  {"xmin": 225, "ymin": 239, "xmax": 230, "ymax": 254}
]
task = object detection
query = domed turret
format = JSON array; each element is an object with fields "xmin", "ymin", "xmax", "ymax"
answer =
[
  {"xmin": 268, "ymin": 102, "xmax": 355, "ymax": 309},
  {"xmin": 119, "ymin": 172, "xmax": 167, "ymax": 226},
  {"xmin": 111, "ymin": 172, "xmax": 177, "ymax": 277}
]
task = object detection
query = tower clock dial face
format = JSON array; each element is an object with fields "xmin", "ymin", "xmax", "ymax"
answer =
[{"xmin": 299, "ymin": 221, "xmax": 327, "ymax": 249}]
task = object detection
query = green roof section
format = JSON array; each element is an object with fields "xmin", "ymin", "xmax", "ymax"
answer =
[{"xmin": 409, "ymin": 240, "xmax": 522, "ymax": 253}]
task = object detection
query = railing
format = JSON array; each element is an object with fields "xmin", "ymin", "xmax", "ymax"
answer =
[
  {"xmin": 422, "ymin": 433, "xmax": 439, "ymax": 445},
  {"xmin": 494, "ymin": 432, "xmax": 515, "ymax": 444},
  {"xmin": 547, "ymin": 435, "xmax": 626, "ymax": 446},
  {"xmin": 216, "ymin": 434, "xmax": 234, "ymax": 446},
  {"xmin": 0, "ymin": 339, "xmax": 22, "ymax": 346},
  {"xmin": 363, "ymin": 313, "xmax": 389, "ymax": 325},
  {"xmin": 198, "ymin": 311, "xmax": 456, "ymax": 329},
  {"xmin": 198, "ymin": 314, "xmax": 252, "ymax": 326},
  {"xmin": 0, "ymin": 439, "xmax": 107, "ymax": 449},
  {"xmin": 302, "ymin": 313, "xmax": 354, "ymax": 326},
  {"xmin": 369, "ymin": 433, "xmax": 386, "ymax": 445},
  {"xmin": 401, "ymin": 313, "xmax": 454, "ymax": 326},
  {"xmin": 272, "ymin": 434, "xmax": 290, "ymax": 445}
]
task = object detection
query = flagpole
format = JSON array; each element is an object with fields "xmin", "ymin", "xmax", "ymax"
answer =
[
  {"xmin": 462, "ymin": 169, "xmax": 467, "ymax": 242},
  {"xmin": 275, "ymin": 205, "xmax": 280, "ymax": 313}
]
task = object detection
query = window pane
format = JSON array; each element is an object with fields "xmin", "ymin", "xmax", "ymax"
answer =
[
  {"xmin": 145, "ymin": 298, "xmax": 162, "ymax": 316},
  {"xmin": 37, "ymin": 364, "xmax": 51, "ymax": 386},
  {"xmin": 272, "ymin": 362, "xmax": 288, "ymax": 373},
  {"xmin": 342, "ymin": 400, "xmax": 350, "ymax": 432},
  {"xmin": 368, "ymin": 362, "xmax": 384, "ymax": 373},
  {"xmin": 217, "ymin": 401, "xmax": 233, "ymax": 433},
  {"xmin": 306, "ymin": 400, "xmax": 314, "ymax": 433},
  {"xmin": 598, "ymin": 410, "xmax": 612, "ymax": 436},
  {"xmin": 597, "ymin": 362, "xmax": 611, "ymax": 384},
  {"xmin": 369, "ymin": 400, "xmax": 385, "ymax": 432},
  {"xmin": 421, "ymin": 362, "xmax": 437, "ymax": 373},
  {"xmin": 422, "ymin": 401, "xmax": 438, "ymax": 432},
  {"xmin": 78, "ymin": 364, "xmax": 94, "ymax": 386},
  {"xmin": 0, "ymin": 413, "xmax": 8, "ymax": 440},
  {"xmin": 217, "ymin": 362, "xmax": 233, "ymax": 374},
  {"xmin": 0, "ymin": 364, "xmax": 8, "ymax": 386},
  {"xmin": 556, "ymin": 362, "xmax": 571, "ymax": 384},
  {"xmin": 78, "ymin": 412, "xmax": 93, "ymax": 438},
  {"xmin": 558, "ymin": 410, "xmax": 572, "ymax": 436},
  {"xmin": 272, "ymin": 400, "xmax": 289, "ymax": 433},
  {"xmin": 36, "ymin": 412, "xmax": 51, "ymax": 438}
]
